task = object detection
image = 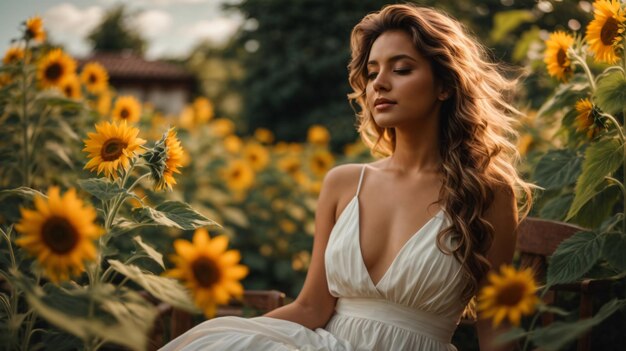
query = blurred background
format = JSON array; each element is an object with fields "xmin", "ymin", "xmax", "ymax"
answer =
[{"xmin": 4, "ymin": 1, "xmax": 622, "ymax": 349}]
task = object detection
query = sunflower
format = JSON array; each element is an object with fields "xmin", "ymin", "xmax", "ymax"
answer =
[
  {"xmin": 58, "ymin": 75, "xmax": 81, "ymax": 100},
  {"xmin": 83, "ymin": 120, "xmax": 146, "ymax": 179},
  {"xmin": 37, "ymin": 49, "xmax": 77, "ymax": 89},
  {"xmin": 517, "ymin": 134, "xmax": 534, "ymax": 156},
  {"xmin": 193, "ymin": 97, "xmax": 214, "ymax": 124},
  {"xmin": 477, "ymin": 265, "xmax": 539, "ymax": 327},
  {"xmin": 15, "ymin": 187, "xmax": 103, "ymax": 283},
  {"xmin": 543, "ymin": 31, "xmax": 575, "ymax": 81},
  {"xmin": 278, "ymin": 156, "xmax": 301, "ymax": 176},
  {"xmin": 254, "ymin": 128, "xmax": 275, "ymax": 144},
  {"xmin": 575, "ymin": 98, "xmax": 604, "ymax": 138},
  {"xmin": 210, "ymin": 118, "xmax": 235, "ymax": 137},
  {"xmin": 25, "ymin": 16, "xmax": 46, "ymax": 43},
  {"xmin": 309, "ymin": 149, "xmax": 335, "ymax": 177},
  {"xmin": 243, "ymin": 142, "xmax": 270, "ymax": 171},
  {"xmin": 164, "ymin": 228, "xmax": 248, "ymax": 318},
  {"xmin": 80, "ymin": 62, "xmax": 109, "ymax": 94},
  {"xmin": 585, "ymin": 0, "xmax": 626, "ymax": 64},
  {"xmin": 155, "ymin": 128, "xmax": 185, "ymax": 191},
  {"xmin": 111, "ymin": 96, "xmax": 142, "ymax": 123},
  {"xmin": 307, "ymin": 125, "xmax": 331, "ymax": 145},
  {"xmin": 223, "ymin": 135, "xmax": 243, "ymax": 154},
  {"xmin": 95, "ymin": 90, "xmax": 112, "ymax": 117},
  {"xmin": 221, "ymin": 159, "xmax": 255, "ymax": 192},
  {"xmin": 279, "ymin": 219, "xmax": 297, "ymax": 234},
  {"xmin": 3, "ymin": 46, "xmax": 25, "ymax": 65}
]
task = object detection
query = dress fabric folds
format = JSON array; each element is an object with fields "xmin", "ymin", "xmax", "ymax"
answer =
[{"xmin": 161, "ymin": 165, "xmax": 467, "ymax": 351}]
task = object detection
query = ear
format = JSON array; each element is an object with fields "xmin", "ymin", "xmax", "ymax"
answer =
[{"xmin": 436, "ymin": 81, "xmax": 451, "ymax": 101}]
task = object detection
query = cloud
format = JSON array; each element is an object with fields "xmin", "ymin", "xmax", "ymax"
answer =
[
  {"xmin": 180, "ymin": 16, "xmax": 242, "ymax": 46},
  {"xmin": 133, "ymin": 10, "xmax": 172, "ymax": 38},
  {"xmin": 99, "ymin": 0, "xmax": 212, "ymax": 6},
  {"xmin": 43, "ymin": 3, "xmax": 104, "ymax": 56},
  {"xmin": 44, "ymin": 3, "xmax": 104, "ymax": 37}
]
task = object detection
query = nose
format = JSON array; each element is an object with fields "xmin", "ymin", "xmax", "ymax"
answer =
[{"xmin": 372, "ymin": 70, "xmax": 390, "ymax": 92}]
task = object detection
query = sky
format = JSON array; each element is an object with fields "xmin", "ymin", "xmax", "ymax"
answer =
[{"xmin": 0, "ymin": 0, "xmax": 245, "ymax": 60}]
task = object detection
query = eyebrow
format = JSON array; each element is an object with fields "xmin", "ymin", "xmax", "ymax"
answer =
[{"xmin": 367, "ymin": 54, "xmax": 417, "ymax": 66}]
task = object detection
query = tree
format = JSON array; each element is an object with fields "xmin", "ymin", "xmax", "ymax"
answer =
[{"xmin": 87, "ymin": 5, "xmax": 147, "ymax": 55}]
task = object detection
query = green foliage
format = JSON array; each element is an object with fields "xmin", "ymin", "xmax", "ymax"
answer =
[
  {"xmin": 595, "ymin": 71, "xmax": 626, "ymax": 116},
  {"xmin": 532, "ymin": 149, "xmax": 582, "ymax": 190},
  {"xmin": 567, "ymin": 138, "xmax": 624, "ymax": 220},
  {"xmin": 547, "ymin": 231, "xmax": 604, "ymax": 286},
  {"xmin": 107, "ymin": 260, "xmax": 198, "ymax": 313},
  {"xmin": 131, "ymin": 201, "xmax": 221, "ymax": 230},
  {"xmin": 529, "ymin": 299, "xmax": 626, "ymax": 351},
  {"xmin": 87, "ymin": 5, "xmax": 146, "ymax": 55},
  {"xmin": 490, "ymin": 10, "xmax": 534, "ymax": 43}
]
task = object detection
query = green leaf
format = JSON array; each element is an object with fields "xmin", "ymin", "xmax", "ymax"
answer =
[
  {"xmin": 24, "ymin": 283, "xmax": 156, "ymax": 351},
  {"xmin": 132, "ymin": 236, "xmax": 164, "ymax": 269},
  {"xmin": 107, "ymin": 260, "xmax": 199, "ymax": 313},
  {"xmin": 536, "ymin": 303, "xmax": 570, "ymax": 317},
  {"xmin": 567, "ymin": 138, "xmax": 624, "ymax": 220},
  {"xmin": 221, "ymin": 206, "xmax": 249, "ymax": 228},
  {"xmin": 45, "ymin": 142, "xmax": 74, "ymax": 168},
  {"xmin": 530, "ymin": 299, "xmax": 626, "ymax": 351},
  {"xmin": 489, "ymin": 10, "xmax": 534, "ymax": 43},
  {"xmin": 512, "ymin": 26, "xmax": 540, "ymax": 63},
  {"xmin": 537, "ymin": 76, "xmax": 589, "ymax": 120},
  {"xmin": 131, "ymin": 201, "xmax": 220, "ymax": 230},
  {"xmin": 539, "ymin": 193, "xmax": 573, "ymax": 221},
  {"xmin": 77, "ymin": 178, "xmax": 126, "ymax": 202},
  {"xmin": 572, "ymin": 184, "xmax": 621, "ymax": 228},
  {"xmin": 595, "ymin": 71, "xmax": 626, "ymax": 115},
  {"xmin": 493, "ymin": 327, "xmax": 528, "ymax": 345},
  {"xmin": 0, "ymin": 187, "xmax": 46, "ymax": 202},
  {"xmin": 532, "ymin": 149, "xmax": 583, "ymax": 190},
  {"xmin": 547, "ymin": 231, "xmax": 604, "ymax": 286},
  {"xmin": 603, "ymin": 232, "xmax": 626, "ymax": 271}
]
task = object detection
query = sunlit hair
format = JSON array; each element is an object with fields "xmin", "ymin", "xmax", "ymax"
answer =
[{"xmin": 348, "ymin": 4, "xmax": 534, "ymax": 305}]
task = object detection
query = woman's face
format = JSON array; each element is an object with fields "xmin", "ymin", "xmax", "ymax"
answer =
[{"xmin": 365, "ymin": 30, "xmax": 444, "ymax": 129}]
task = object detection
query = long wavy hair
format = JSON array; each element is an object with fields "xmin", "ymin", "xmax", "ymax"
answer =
[{"xmin": 348, "ymin": 4, "xmax": 534, "ymax": 304}]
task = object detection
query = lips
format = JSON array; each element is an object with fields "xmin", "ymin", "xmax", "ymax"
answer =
[
  {"xmin": 373, "ymin": 97, "xmax": 397, "ymax": 111},
  {"xmin": 374, "ymin": 97, "xmax": 397, "ymax": 107}
]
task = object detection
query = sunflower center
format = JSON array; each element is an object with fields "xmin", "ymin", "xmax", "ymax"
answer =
[
  {"xmin": 495, "ymin": 281, "xmax": 526, "ymax": 306},
  {"xmin": 45, "ymin": 63, "xmax": 62, "ymax": 81},
  {"xmin": 315, "ymin": 157, "xmax": 326, "ymax": 169},
  {"xmin": 42, "ymin": 216, "xmax": 79, "ymax": 254},
  {"xmin": 64, "ymin": 85, "xmax": 73, "ymax": 97},
  {"xmin": 601, "ymin": 17, "xmax": 619, "ymax": 46},
  {"xmin": 120, "ymin": 108, "xmax": 130, "ymax": 119},
  {"xmin": 101, "ymin": 138, "xmax": 127, "ymax": 161},
  {"xmin": 556, "ymin": 48, "xmax": 567, "ymax": 67},
  {"xmin": 232, "ymin": 168, "xmax": 242, "ymax": 179},
  {"xmin": 191, "ymin": 256, "xmax": 221, "ymax": 287},
  {"xmin": 89, "ymin": 73, "xmax": 97, "ymax": 84}
]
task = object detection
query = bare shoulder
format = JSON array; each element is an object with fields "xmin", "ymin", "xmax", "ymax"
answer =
[{"xmin": 319, "ymin": 163, "xmax": 372, "ymax": 220}]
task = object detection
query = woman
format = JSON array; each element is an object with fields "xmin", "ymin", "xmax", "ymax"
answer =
[{"xmin": 162, "ymin": 3, "xmax": 533, "ymax": 351}]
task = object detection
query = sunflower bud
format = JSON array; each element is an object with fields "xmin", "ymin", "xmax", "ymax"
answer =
[{"xmin": 142, "ymin": 132, "xmax": 170, "ymax": 190}]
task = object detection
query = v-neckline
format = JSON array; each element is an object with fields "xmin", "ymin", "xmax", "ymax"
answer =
[{"xmin": 352, "ymin": 195, "xmax": 444, "ymax": 289}]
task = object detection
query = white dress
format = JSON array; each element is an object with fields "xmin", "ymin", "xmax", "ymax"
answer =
[{"xmin": 161, "ymin": 165, "xmax": 467, "ymax": 351}]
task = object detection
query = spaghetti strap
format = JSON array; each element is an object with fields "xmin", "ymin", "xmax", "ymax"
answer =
[{"xmin": 355, "ymin": 165, "xmax": 366, "ymax": 197}]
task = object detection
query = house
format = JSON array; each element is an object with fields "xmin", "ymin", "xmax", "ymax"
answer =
[{"xmin": 79, "ymin": 52, "xmax": 195, "ymax": 115}]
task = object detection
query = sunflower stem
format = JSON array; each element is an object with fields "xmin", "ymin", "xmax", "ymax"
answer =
[
  {"xmin": 126, "ymin": 172, "xmax": 150, "ymax": 193},
  {"xmin": 571, "ymin": 51, "xmax": 596, "ymax": 92},
  {"xmin": 20, "ymin": 40, "xmax": 31, "ymax": 187},
  {"xmin": 600, "ymin": 113, "xmax": 626, "ymax": 141},
  {"xmin": 520, "ymin": 286, "xmax": 551, "ymax": 351}
]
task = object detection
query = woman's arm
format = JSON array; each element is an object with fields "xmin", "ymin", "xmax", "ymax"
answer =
[
  {"xmin": 263, "ymin": 165, "xmax": 353, "ymax": 330},
  {"xmin": 476, "ymin": 185, "xmax": 519, "ymax": 351}
]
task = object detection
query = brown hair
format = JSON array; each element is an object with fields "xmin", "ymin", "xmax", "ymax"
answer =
[{"xmin": 348, "ymin": 4, "xmax": 534, "ymax": 303}]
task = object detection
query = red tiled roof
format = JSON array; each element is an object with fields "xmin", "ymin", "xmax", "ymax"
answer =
[{"xmin": 78, "ymin": 52, "xmax": 193, "ymax": 81}]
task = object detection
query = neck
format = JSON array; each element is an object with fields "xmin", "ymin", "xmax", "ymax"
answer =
[{"xmin": 385, "ymin": 117, "xmax": 442, "ymax": 175}]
